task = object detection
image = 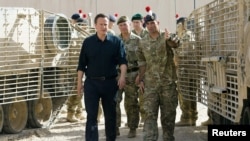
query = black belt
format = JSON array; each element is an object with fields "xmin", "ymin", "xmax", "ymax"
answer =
[
  {"xmin": 87, "ymin": 76, "xmax": 116, "ymax": 80},
  {"xmin": 127, "ymin": 68, "xmax": 139, "ymax": 73}
]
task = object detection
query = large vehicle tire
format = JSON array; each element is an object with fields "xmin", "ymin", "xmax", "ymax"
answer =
[
  {"xmin": 44, "ymin": 14, "xmax": 72, "ymax": 53},
  {"xmin": 242, "ymin": 107, "xmax": 250, "ymax": 125},
  {"xmin": 0, "ymin": 106, "xmax": 3, "ymax": 132},
  {"xmin": 27, "ymin": 91, "xmax": 53, "ymax": 128},
  {"xmin": 2, "ymin": 100, "xmax": 28, "ymax": 134}
]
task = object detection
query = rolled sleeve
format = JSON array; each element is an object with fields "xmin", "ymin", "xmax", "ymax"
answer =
[
  {"xmin": 77, "ymin": 41, "xmax": 87, "ymax": 72},
  {"xmin": 118, "ymin": 39, "xmax": 128, "ymax": 66}
]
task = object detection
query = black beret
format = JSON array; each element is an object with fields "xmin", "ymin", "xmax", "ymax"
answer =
[
  {"xmin": 177, "ymin": 17, "xmax": 186, "ymax": 24},
  {"xmin": 117, "ymin": 16, "xmax": 129, "ymax": 25},
  {"xmin": 71, "ymin": 13, "xmax": 80, "ymax": 20},
  {"xmin": 131, "ymin": 13, "xmax": 143, "ymax": 21},
  {"xmin": 109, "ymin": 14, "xmax": 117, "ymax": 22},
  {"xmin": 144, "ymin": 13, "xmax": 157, "ymax": 23}
]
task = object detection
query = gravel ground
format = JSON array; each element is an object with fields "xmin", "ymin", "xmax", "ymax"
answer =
[{"xmin": 0, "ymin": 100, "xmax": 208, "ymax": 141}]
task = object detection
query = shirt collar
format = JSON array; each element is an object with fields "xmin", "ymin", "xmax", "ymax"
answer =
[{"xmin": 94, "ymin": 33, "xmax": 111, "ymax": 42}]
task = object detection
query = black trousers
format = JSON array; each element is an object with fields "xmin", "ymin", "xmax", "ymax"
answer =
[{"xmin": 84, "ymin": 78, "xmax": 118, "ymax": 141}]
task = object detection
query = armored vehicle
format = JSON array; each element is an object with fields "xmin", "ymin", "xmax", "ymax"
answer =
[
  {"xmin": 0, "ymin": 7, "xmax": 92, "ymax": 134},
  {"xmin": 176, "ymin": 0, "xmax": 250, "ymax": 124}
]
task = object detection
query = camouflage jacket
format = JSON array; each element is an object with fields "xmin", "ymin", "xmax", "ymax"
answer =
[
  {"xmin": 118, "ymin": 32, "xmax": 141, "ymax": 70},
  {"xmin": 132, "ymin": 28, "xmax": 148, "ymax": 38},
  {"xmin": 136, "ymin": 30, "xmax": 178, "ymax": 83}
]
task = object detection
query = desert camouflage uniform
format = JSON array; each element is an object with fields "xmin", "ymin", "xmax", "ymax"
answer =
[
  {"xmin": 131, "ymin": 28, "xmax": 148, "ymax": 123},
  {"xmin": 136, "ymin": 31, "xmax": 178, "ymax": 141},
  {"xmin": 175, "ymin": 21, "xmax": 198, "ymax": 125},
  {"xmin": 66, "ymin": 95, "xmax": 83, "ymax": 117},
  {"xmin": 132, "ymin": 28, "xmax": 148, "ymax": 39},
  {"xmin": 116, "ymin": 32, "xmax": 140, "ymax": 130},
  {"xmin": 66, "ymin": 21, "xmax": 96, "ymax": 122},
  {"xmin": 66, "ymin": 21, "xmax": 87, "ymax": 122}
]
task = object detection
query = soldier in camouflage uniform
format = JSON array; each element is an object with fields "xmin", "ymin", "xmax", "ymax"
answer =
[
  {"xmin": 131, "ymin": 13, "xmax": 148, "ymax": 38},
  {"xmin": 136, "ymin": 12, "xmax": 180, "ymax": 141},
  {"xmin": 131, "ymin": 13, "xmax": 148, "ymax": 126},
  {"xmin": 175, "ymin": 17, "xmax": 212, "ymax": 126},
  {"xmin": 108, "ymin": 14, "xmax": 117, "ymax": 35},
  {"xmin": 66, "ymin": 14, "xmax": 86, "ymax": 122},
  {"xmin": 174, "ymin": 17, "xmax": 198, "ymax": 126},
  {"xmin": 116, "ymin": 16, "xmax": 140, "ymax": 138}
]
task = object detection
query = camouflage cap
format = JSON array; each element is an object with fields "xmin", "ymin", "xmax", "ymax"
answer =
[
  {"xmin": 117, "ymin": 16, "xmax": 129, "ymax": 25},
  {"xmin": 144, "ymin": 13, "xmax": 157, "ymax": 23}
]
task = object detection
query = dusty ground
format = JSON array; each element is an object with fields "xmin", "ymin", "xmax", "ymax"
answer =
[{"xmin": 0, "ymin": 99, "xmax": 208, "ymax": 141}]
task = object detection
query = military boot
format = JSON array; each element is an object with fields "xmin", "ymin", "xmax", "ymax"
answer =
[
  {"xmin": 175, "ymin": 119, "xmax": 196, "ymax": 126},
  {"xmin": 75, "ymin": 113, "xmax": 85, "ymax": 120},
  {"xmin": 127, "ymin": 128, "xmax": 136, "ymax": 138},
  {"xmin": 66, "ymin": 113, "xmax": 78, "ymax": 122},
  {"xmin": 201, "ymin": 118, "xmax": 212, "ymax": 126}
]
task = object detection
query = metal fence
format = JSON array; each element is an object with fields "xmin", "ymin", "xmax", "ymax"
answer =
[
  {"xmin": 176, "ymin": 0, "xmax": 249, "ymax": 123},
  {"xmin": 0, "ymin": 7, "xmax": 93, "ymax": 105}
]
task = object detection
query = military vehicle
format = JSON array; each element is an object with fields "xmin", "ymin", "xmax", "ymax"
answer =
[
  {"xmin": 176, "ymin": 0, "xmax": 250, "ymax": 124},
  {"xmin": 0, "ymin": 7, "xmax": 93, "ymax": 134}
]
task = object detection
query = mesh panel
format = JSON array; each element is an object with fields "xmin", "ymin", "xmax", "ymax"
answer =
[
  {"xmin": 176, "ymin": 0, "xmax": 248, "ymax": 123},
  {"xmin": 0, "ymin": 7, "xmax": 93, "ymax": 104}
]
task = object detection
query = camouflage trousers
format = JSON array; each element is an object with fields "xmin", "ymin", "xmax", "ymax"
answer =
[
  {"xmin": 177, "ymin": 78, "xmax": 198, "ymax": 122},
  {"xmin": 178, "ymin": 94, "xmax": 198, "ymax": 122},
  {"xmin": 116, "ymin": 82, "xmax": 140, "ymax": 129},
  {"xmin": 143, "ymin": 82, "xmax": 178, "ymax": 141},
  {"xmin": 67, "ymin": 95, "xmax": 83, "ymax": 115}
]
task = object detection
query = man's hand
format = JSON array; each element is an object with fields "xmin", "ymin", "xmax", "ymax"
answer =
[
  {"xmin": 135, "ymin": 75, "xmax": 140, "ymax": 85},
  {"xmin": 77, "ymin": 71, "xmax": 84, "ymax": 96},
  {"xmin": 118, "ymin": 76, "xmax": 126, "ymax": 89},
  {"xmin": 165, "ymin": 28, "xmax": 170, "ymax": 40},
  {"xmin": 165, "ymin": 28, "xmax": 180, "ymax": 47},
  {"xmin": 138, "ymin": 81, "xmax": 144, "ymax": 94},
  {"xmin": 77, "ymin": 81, "xmax": 83, "ymax": 96}
]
